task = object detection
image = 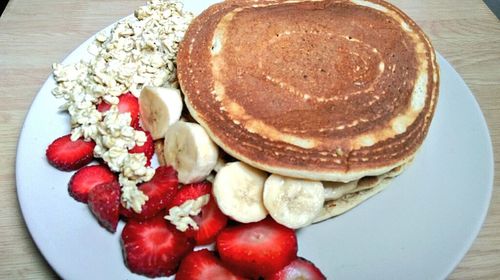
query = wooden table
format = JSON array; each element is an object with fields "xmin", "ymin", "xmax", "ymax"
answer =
[{"xmin": 1, "ymin": 0, "xmax": 499, "ymax": 278}]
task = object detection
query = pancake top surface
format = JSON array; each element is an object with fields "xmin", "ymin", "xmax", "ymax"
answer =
[{"xmin": 177, "ymin": 0, "xmax": 439, "ymax": 182}]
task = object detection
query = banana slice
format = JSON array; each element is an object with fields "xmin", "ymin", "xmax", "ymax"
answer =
[
  {"xmin": 164, "ymin": 121, "xmax": 219, "ymax": 184},
  {"xmin": 214, "ymin": 156, "xmax": 226, "ymax": 172},
  {"xmin": 139, "ymin": 86, "xmax": 183, "ymax": 140},
  {"xmin": 213, "ymin": 162, "xmax": 268, "ymax": 223},
  {"xmin": 263, "ymin": 174, "xmax": 325, "ymax": 229}
]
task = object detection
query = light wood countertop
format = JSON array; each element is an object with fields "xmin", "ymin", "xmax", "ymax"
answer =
[{"xmin": 1, "ymin": 0, "xmax": 499, "ymax": 278}]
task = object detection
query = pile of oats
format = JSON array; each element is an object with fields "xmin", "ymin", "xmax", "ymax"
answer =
[
  {"xmin": 51, "ymin": 0, "xmax": 193, "ymax": 212},
  {"xmin": 165, "ymin": 194, "xmax": 210, "ymax": 231}
]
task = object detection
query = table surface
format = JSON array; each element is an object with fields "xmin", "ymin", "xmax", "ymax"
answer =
[{"xmin": 1, "ymin": 0, "xmax": 499, "ymax": 278}]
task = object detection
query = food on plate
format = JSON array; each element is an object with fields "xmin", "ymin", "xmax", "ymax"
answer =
[
  {"xmin": 315, "ymin": 160, "xmax": 409, "ymax": 222},
  {"xmin": 165, "ymin": 181, "xmax": 228, "ymax": 245},
  {"xmin": 68, "ymin": 164, "xmax": 116, "ymax": 203},
  {"xmin": 268, "ymin": 257, "xmax": 327, "ymax": 280},
  {"xmin": 128, "ymin": 128, "xmax": 155, "ymax": 166},
  {"xmin": 121, "ymin": 215, "xmax": 195, "ymax": 278},
  {"xmin": 88, "ymin": 181, "xmax": 121, "ymax": 232},
  {"xmin": 50, "ymin": 0, "xmax": 193, "ymax": 212},
  {"xmin": 46, "ymin": 134, "xmax": 95, "ymax": 171},
  {"xmin": 163, "ymin": 121, "xmax": 219, "ymax": 184},
  {"xmin": 139, "ymin": 86, "xmax": 183, "ymax": 140},
  {"xmin": 213, "ymin": 161, "xmax": 268, "ymax": 223},
  {"xmin": 178, "ymin": 0, "xmax": 439, "ymax": 181},
  {"xmin": 176, "ymin": 249, "xmax": 245, "ymax": 280},
  {"xmin": 120, "ymin": 166, "xmax": 179, "ymax": 221},
  {"xmin": 44, "ymin": 0, "xmax": 440, "ymax": 278},
  {"xmin": 153, "ymin": 139, "xmax": 167, "ymax": 166},
  {"xmin": 263, "ymin": 174, "xmax": 325, "ymax": 229},
  {"xmin": 177, "ymin": 0, "xmax": 439, "ymax": 222},
  {"xmin": 216, "ymin": 218, "xmax": 298, "ymax": 278},
  {"xmin": 213, "ymin": 155, "xmax": 227, "ymax": 172},
  {"xmin": 97, "ymin": 92, "xmax": 141, "ymax": 128}
]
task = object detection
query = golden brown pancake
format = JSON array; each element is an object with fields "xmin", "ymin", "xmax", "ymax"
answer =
[
  {"xmin": 177, "ymin": 0, "xmax": 439, "ymax": 182},
  {"xmin": 315, "ymin": 159, "xmax": 409, "ymax": 222}
]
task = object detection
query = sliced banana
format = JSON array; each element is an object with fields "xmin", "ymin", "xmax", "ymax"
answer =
[
  {"xmin": 214, "ymin": 156, "xmax": 226, "ymax": 172},
  {"xmin": 263, "ymin": 174, "xmax": 325, "ymax": 229},
  {"xmin": 139, "ymin": 86, "xmax": 183, "ymax": 140},
  {"xmin": 206, "ymin": 173, "xmax": 216, "ymax": 183},
  {"xmin": 164, "ymin": 121, "xmax": 219, "ymax": 184},
  {"xmin": 213, "ymin": 162, "xmax": 268, "ymax": 223}
]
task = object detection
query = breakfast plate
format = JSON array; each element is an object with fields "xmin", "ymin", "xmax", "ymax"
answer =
[{"xmin": 16, "ymin": 1, "xmax": 493, "ymax": 279}]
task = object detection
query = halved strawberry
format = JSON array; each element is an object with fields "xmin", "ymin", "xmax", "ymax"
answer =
[
  {"xmin": 121, "ymin": 215, "xmax": 195, "ymax": 277},
  {"xmin": 97, "ymin": 92, "xmax": 140, "ymax": 127},
  {"xmin": 46, "ymin": 134, "xmax": 95, "ymax": 171},
  {"xmin": 216, "ymin": 218, "xmax": 297, "ymax": 278},
  {"xmin": 87, "ymin": 181, "xmax": 120, "ymax": 232},
  {"xmin": 129, "ymin": 129, "xmax": 154, "ymax": 166},
  {"xmin": 68, "ymin": 164, "xmax": 116, "ymax": 203},
  {"xmin": 176, "ymin": 249, "xmax": 245, "ymax": 280},
  {"xmin": 121, "ymin": 166, "xmax": 178, "ymax": 220},
  {"xmin": 267, "ymin": 257, "xmax": 326, "ymax": 280},
  {"xmin": 168, "ymin": 181, "xmax": 228, "ymax": 245},
  {"xmin": 169, "ymin": 181, "xmax": 210, "ymax": 206}
]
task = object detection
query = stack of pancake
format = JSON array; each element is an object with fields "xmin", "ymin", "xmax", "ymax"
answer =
[{"xmin": 175, "ymin": 0, "xmax": 439, "ymax": 222}]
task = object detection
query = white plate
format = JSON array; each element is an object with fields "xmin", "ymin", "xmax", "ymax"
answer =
[{"xmin": 16, "ymin": 1, "xmax": 493, "ymax": 279}]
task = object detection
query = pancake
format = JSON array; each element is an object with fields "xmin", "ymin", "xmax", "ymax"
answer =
[
  {"xmin": 177, "ymin": 0, "xmax": 439, "ymax": 182},
  {"xmin": 315, "ymin": 176, "xmax": 394, "ymax": 222},
  {"xmin": 314, "ymin": 159, "xmax": 410, "ymax": 222}
]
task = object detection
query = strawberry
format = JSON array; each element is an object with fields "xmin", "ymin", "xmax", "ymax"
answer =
[
  {"xmin": 87, "ymin": 181, "xmax": 120, "ymax": 232},
  {"xmin": 176, "ymin": 249, "xmax": 245, "ymax": 280},
  {"xmin": 169, "ymin": 181, "xmax": 211, "ymax": 206},
  {"xmin": 168, "ymin": 181, "xmax": 228, "ymax": 245},
  {"xmin": 46, "ymin": 134, "xmax": 95, "ymax": 171},
  {"xmin": 267, "ymin": 257, "xmax": 326, "ymax": 280},
  {"xmin": 119, "ymin": 204, "xmax": 132, "ymax": 221},
  {"xmin": 216, "ymin": 218, "xmax": 298, "ymax": 278},
  {"xmin": 129, "ymin": 129, "xmax": 154, "ymax": 166},
  {"xmin": 121, "ymin": 166, "xmax": 178, "ymax": 220},
  {"xmin": 121, "ymin": 215, "xmax": 195, "ymax": 277},
  {"xmin": 97, "ymin": 92, "xmax": 140, "ymax": 128},
  {"xmin": 68, "ymin": 164, "xmax": 116, "ymax": 203}
]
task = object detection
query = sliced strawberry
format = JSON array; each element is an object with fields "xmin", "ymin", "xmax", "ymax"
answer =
[
  {"xmin": 120, "ymin": 205, "xmax": 169, "ymax": 222},
  {"xmin": 121, "ymin": 166, "xmax": 178, "ymax": 220},
  {"xmin": 121, "ymin": 215, "xmax": 195, "ymax": 277},
  {"xmin": 190, "ymin": 199, "xmax": 228, "ymax": 245},
  {"xmin": 267, "ymin": 257, "xmax": 326, "ymax": 280},
  {"xmin": 216, "ymin": 218, "xmax": 297, "ymax": 278},
  {"xmin": 176, "ymin": 249, "xmax": 245, "ymax": 280},
  {"xmin": 68, "ymin": 164, "xmax": 116, "ymax": 203},
  {"xmin": 46, "ymin": 134, "xmax": 95, "ymax": 171},
  {"xmin": 87, "ymin": 181, "xmax": 120, "ymax": 232},
  {"xmin": 169, "ymin": 181, "xmax": 211, "ymax": 206},
  {"xmin": 97, "ymin": 92, "xmax": 140, "ymax": 127},
  {"xmin": 129, "ymin": 129, "xmax": 154, "ymax": 166},
  {"xmin": 119, "ymin": 204, "xmax": 131, "ymax": 221},
  {"xmin": 168, "ymin": 181, "xmax": 228, "ymax": 245}
]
